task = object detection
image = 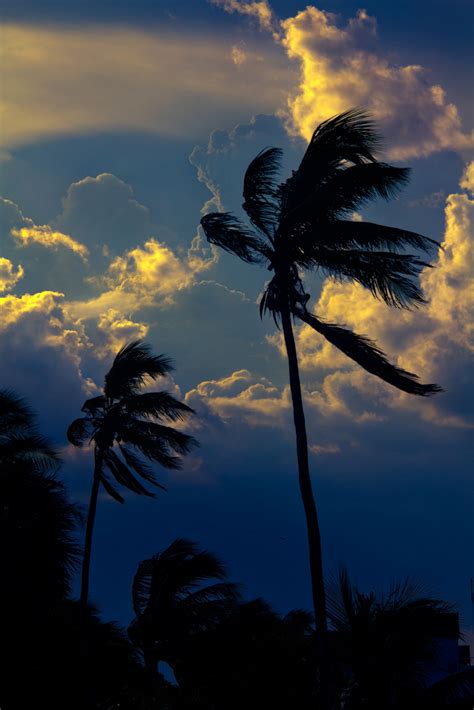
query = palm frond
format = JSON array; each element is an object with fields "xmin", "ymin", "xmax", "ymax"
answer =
[
  {"xmin": 67, "ymin": 417, "xmax": 93, "ymax": 447},
  {"xmin": 200, "ymin": 212, "xmax": 268, "ymax": 263},
  {"xmin": 243, "ymin": 147, "xmax": 283, "ymax": 238},
  {"xmin": 120, "ymin": 420, "xmax": 198, "ymax": 456},
  {"xmin": 104, "ymin": 449, "xmax": 154, "ymax": 498},
  {"xmin": 121, "ymin": 392, "xmax": 194, "ymax": 422},
  {"xmin": 117, "ymin": 427, "xmax": 182, "ymax": 469},
  {"xmin": 305, "ymin": 220, "xmax": 439, "ymax": 253},
  {"xmin": 314, "ymin": 163, "xmax": 410, "ymax": 218},
  {"xmin": 295, "ymin": 308, "xmax": 442, "ymax": 396},
  {"xmin": 279, "ymin": 109, "xmax": 381, "ymax": 219},
  {"xmin": 99, "ymin": 468, "xmax": 125, "ymax": 504},
  {"xmin": 104, "ymin": 341, "xmax": 173, "ymax": 400},
  {"xmin": 309, "ymin": 247, "xmax": 430, "ymax": 308},
  {"xmin": 303, "ymin": 108, "xmax": 381, "ymax": 166},
  {"xmin": 0, "ymin": 431, "xmax": 60, "ymax": 472},
  {"xmin": 118, "ymin": 444, "xmax": 167, "ymax": 491},
  {"xmin": 132, "ymin": 558, "xmax": 154, "ymax": 616},
  {"xmin": 81, "ymin": 395, "xmax": 107, "ymax": 415},
  {"xmin": 326, "ymin": 566, "xmax": 358, "ymax": 631},
  {"xmin": 0, "ymin": 390, "xmax": 33, "ymax": 428}
]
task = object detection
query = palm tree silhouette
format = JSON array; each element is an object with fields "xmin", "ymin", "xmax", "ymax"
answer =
[
  {"xmin": 200, "ymin": 109, "xmax": 441, "ymax": 637},
  {"xmin": 128, "ymin": 538, "xmax": 240, "ymax": 679},
  {"xmin": 67, "ymin": 341, "xmax": 198, "ymax": 607}
]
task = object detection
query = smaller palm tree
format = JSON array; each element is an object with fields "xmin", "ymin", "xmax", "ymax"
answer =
[
  {"xmin": 67, "ymin": 341, "xmax": 198, "ymax": 607},
  {"xmin": 128, "ymin": 538, "xmax": 240, "ymax": 679}
]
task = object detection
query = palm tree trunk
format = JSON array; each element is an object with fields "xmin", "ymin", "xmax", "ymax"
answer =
[
  {"xmin": 280, "ymin": 305, "xmax": 327, "ymax": 631},
  {"xmin": 281, "ymin": 305, "xmax": 330, "ymax": 707},
  {"xmin": 80, "ymin": 448, "xmax": 102, "ymax": 607}
]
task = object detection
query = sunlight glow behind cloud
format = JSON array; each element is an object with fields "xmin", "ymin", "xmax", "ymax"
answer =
[{"xmin": 1, "ymin": 24, "xmax": 293, "ymax": 148}]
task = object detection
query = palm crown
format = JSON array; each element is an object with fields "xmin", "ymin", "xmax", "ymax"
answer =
[
  {"xmin": 129, "ymin": 538, "xmax": 240, "ymax": 671},
  {"xmin": 67, "ymin": 341, "xmax": 198, "ymax": 503},
  {"xmin": 201, "ymin": 109, "xmax": 441, "ymax": 396}
]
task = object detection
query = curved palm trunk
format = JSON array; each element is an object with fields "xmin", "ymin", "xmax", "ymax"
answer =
[
  {"xmin": 80, "ymin": 448, "xmax": 102, "ymax": 607},
  {"xmin": 280, "ymin": 305, "xmax": 327, "ymax": 633},
  {"xmin": 281, "ymin": 305, "xmax": 330, "ymax": 707}
]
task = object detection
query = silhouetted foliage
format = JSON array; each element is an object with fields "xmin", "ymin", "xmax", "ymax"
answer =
[
  {"xmin": 327, "ymin": 568, "xmax": 469, "ymax": 708},
  {"xmin": 172, "ymin": 599, "xmax": 317, "ymax": 709},
  {"xmin": 1, "ymin": 600, "xmax": 141, "ymax": 710},
  {"xmin": 67, "ymin": 341, "xmax": 198, "ymax": 606},
  {"xmin": 0, "ymin": 389, "xmax": 81, "ymax": 607}
]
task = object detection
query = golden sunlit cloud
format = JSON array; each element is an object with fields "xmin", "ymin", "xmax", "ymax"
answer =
[
  {"xmin": 11, "ymin": 226, "xmax": 89, "ymax": 261},
  {"xmin": 215, "ymin": 1, "xmax": 473, "ymax": 159},
  {"xmin": 0, "ymin": 258, "xmax": 24, "ymax": 292},
  {"xmin": 186, "ymin": 369, "xmax": 291, "ymax": 426},
  {"xmin": 278, "ymin": 6, "xmax": 473, "ymax": 159},
  {"xmin": 1, "ymin": 24, "xmax": 293, "ymax": 148}
]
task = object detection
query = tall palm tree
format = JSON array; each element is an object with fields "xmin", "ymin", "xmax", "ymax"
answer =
[
  {"xmin": 128, "ymin": 538, "xmax": 240, "ymax": 679},
  {"xmin": 200, "ymin": 109, "xmax": 441, "ymax": 636},
  {"xmin": 67, "ymin": 341, "xmax": 198, "ymax": 607}
]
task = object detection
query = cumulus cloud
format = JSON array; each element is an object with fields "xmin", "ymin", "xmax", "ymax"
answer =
[
  {"xmin": 0, "ymin": 257, "xmax": 24, "ymax": 292},
  {"xmin": 186, "ymin": 369, "xmax": 291, "ymax": 426},
  {"xmin": 0, "ymin": 197, "xmax": 90, "ymax": 297},
  {"xmin": 278, "ymin": 6, "xmax": 473, "ymax": 159},
  {"xmin": 1, "ymin": 23, "xmax": 293, "ymax": 148},
  {"xmin": 53, "ymin": 173, "xmax": 154, "ymax": 257},
  {"xmin": 0, "ymin": 290, "xmax": 96, "ymax": 438}
]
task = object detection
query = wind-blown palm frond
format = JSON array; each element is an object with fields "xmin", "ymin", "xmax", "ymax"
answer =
[
  {"xmin": 104, "ymin": 341, "xmax": 173, "ymax": 401},
  {"xmin": 200, "ymin": 212, "xmax": 268, "ymax": 263},
  {"xmin": 309, "ymin": 247, "xmax": 430, "ymax": 308},
  {"xmin": 98, "ymin": 468, "xmax": 125, "ymax": 504},
  {"xmin": 295, "ymin": 308, "xmax": 441, "ymax": 396},
  {"xmin": 119, "ymin": 444, "xmax": 167, "ymax": 491},
  {"xmin": 303, "ymin": 220, "xmax": 439, "ymax": 253},
  {"xmin": 243, "ymin": 147, "xmax": 283, "ymax": 237},
  {"xmin": 279, "ymin": 109, "xmax": 381, "ymax": 219},
  {"xmin": 103, "ymin": 449, "xmax": 154, "ymax": 498},
  {"xmin": 121, "ymin": 392, "xmax": 194, "ymax": 421}
]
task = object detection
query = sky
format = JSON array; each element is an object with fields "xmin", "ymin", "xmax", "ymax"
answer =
[{"xmin": 1, "ymin": 0, "xmax": 473, "ymax": 631}]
